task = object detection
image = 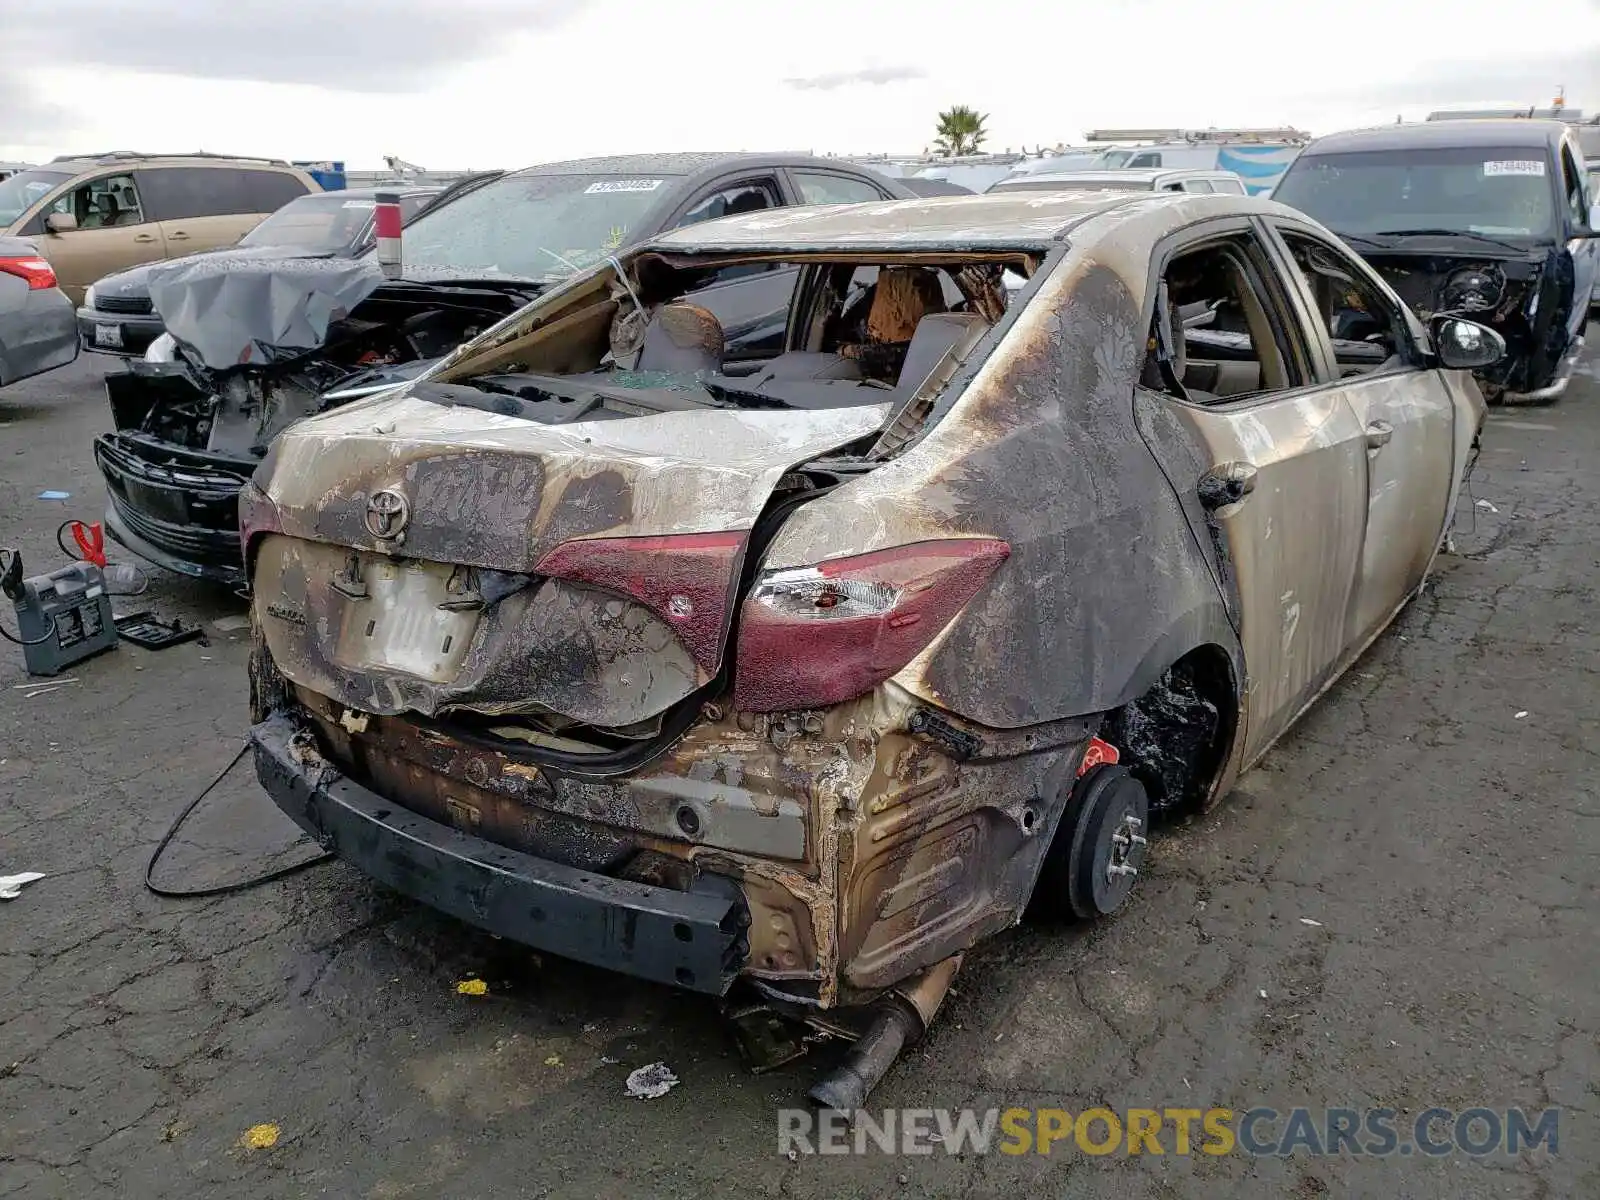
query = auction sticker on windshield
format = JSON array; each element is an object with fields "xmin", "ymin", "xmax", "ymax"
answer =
[
  {"xmin": 585, "ymin": 179, "xmax": 664, "ymax": 193},
  {"xmin": 1484, "ymin": 160, "xmax": 1545, "ymax": 177}
]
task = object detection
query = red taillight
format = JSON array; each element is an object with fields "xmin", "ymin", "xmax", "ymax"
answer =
[
  {"xmin": 0, "ymin": 255, "xmax": 57, "ymax": 290},
  {"xmin": 734, "ymin": 538, "xmax": 1009, "ymax": 712},
  {"xmin": 533, "ymin": 530, "xmax": 747, "ymax": 672}
]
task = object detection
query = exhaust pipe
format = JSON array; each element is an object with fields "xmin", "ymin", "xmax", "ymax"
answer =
[
  {"xmin": 808, "ymin": 953, "xmax": 963, "ymax": 1111},
  {"xmin": 374, "ymin": 191, "xmax": 403, "ymax": 279}
]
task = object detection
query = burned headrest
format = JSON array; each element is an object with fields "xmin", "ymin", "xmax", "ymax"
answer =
[{"xmin": 866, "ymin": 267, "xmax": 947, "ymax": 343}]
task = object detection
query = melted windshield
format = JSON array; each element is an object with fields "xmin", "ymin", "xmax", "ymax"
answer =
[
  {"xmin": 393, "ymin": 172, "xmax": 680, "ymax": 282},
  {"xmin": 0, "ymin": 169, "xmax": 71, "ymax": 228},
  {"xmin": 1275, "ymin": 146, "xmax": 1557, "ymax": 240}
]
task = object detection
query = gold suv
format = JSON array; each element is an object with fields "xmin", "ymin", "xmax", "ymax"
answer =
[{"xmin": 0, "ymin": 153, "xmax": 322, "ymax": 303}]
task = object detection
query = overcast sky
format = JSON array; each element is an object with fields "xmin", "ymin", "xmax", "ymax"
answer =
[{"xmin": 4, "ymin": 0, "xmax": 1598, "ymax": 168}]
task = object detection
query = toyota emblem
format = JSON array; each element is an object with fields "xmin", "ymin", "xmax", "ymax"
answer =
[{"xmin": 365, "ymin": 489, "xmax": 410, "ymax": 540}]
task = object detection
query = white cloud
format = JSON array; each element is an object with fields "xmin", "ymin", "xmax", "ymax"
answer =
[{"xmin": 3, "ymin": 0, "xmax": 1597, "ymax": 166}]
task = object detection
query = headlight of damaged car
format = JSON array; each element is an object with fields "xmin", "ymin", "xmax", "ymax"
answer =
[
  {"xmin": 84, "ymin": 284, "xmax": 96, "ymax": 310},
  {"xmin": 144, "ymin": 332, "xmax": 177, "ymax": 363},
  {"xmin": 1441, "ymin": 265, "xmax": 1504, "ymax": 314}
]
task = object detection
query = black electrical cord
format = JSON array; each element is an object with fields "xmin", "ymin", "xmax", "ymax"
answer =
[
  {"xmin": 54, "ymin": 519, "xmax": 79, "ymax": 562},
  {"xmin": 0, "ymin": 615, "xmax": 58, "ymax": 646},
  {"xmin": 144, "ymin": 743, "xmax": 332, "ymax": 898}
]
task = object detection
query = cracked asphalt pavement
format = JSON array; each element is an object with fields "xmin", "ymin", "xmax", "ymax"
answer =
[{"xmin": 2, "ymin": 341, "xmax": 1597, "ymax": 1198}]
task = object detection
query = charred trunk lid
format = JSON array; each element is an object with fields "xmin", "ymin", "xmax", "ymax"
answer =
[{"xmin": 252, "ymin": 390, "xmax": 888, "ymax": 729}]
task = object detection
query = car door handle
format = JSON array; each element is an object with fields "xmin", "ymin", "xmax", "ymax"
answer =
[
  {"xmin": 1197, "ymin": 462, "xmax": 1258, "ymax": 511},
  {"xmin": 166, "ymin": 232, "xmax": 189, "ymax": 241},
  {"xmin": 1366, "ymin": 420, "xmax": 1393, "ymax": 450},
  {"xmin": 133, "ymin": 233, "xmax": 157, "ymax": 243}
]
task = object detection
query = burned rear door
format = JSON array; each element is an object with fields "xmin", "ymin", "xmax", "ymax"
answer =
[
  {"xmin": 1132, "ymin": 223, "xmax": 1368, "ymax": 764},
  {"xmin": 1263, "ymin": 218, "xmax": 1458, "ymax": 649}
]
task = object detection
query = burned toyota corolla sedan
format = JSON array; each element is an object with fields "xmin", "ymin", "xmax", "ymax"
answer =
[
  {"xmin": 1273, "ymin": 119, "xmax": 1600, "ymax": 403},
  {"xmin": 244, "ymin": 191, "xmax": 1492, "ymax": 1104}
]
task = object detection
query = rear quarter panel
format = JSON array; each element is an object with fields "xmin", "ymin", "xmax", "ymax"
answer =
[
  {"xmin": 0, "ymin": 276, "xmax": 79, "ymax": 386},
  {"xmin": 758, "ymin": 213, "xmax": 1241, "ymax": 730}
]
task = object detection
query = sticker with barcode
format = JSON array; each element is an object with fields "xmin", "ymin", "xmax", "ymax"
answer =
[
  {"xmin": 585, "ymin": 179, "xmax": 664, "ymax": 193},
  {"xmin": 1483, "ymin": 160, "xmax": 1545, "ymax": 177}
]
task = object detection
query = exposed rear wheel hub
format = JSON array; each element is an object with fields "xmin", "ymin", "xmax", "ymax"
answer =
[{"xmin": 1061, "ymin": 765, "xmax": 1151, "ymax": 919}]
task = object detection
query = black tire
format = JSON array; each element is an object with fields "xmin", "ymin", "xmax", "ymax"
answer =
[{"xmin": 1031, "ymin": 765, "xmax": 1152, "ymax": 922}]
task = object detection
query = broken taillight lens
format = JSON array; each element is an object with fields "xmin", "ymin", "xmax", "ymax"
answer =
[
  {"xmin": 0, "ymin": 255, "xmax": 58, "ymax": 290},
  {"xmin": 236, "ymin": 480, "xmax": 283, "ymax": 560},
  {"xmin": 533, "ymin": 531, "xmax": 747, "ymax": 672},
  {"xmin": 734, "ymin": 538, "xmax": 1010, "ymax": 712}
]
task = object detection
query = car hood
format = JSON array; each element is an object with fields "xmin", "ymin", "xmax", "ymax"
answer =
[
  {"xmin": 97, "ymin": 244, "xmax": 342, "ymax": 302},
  {"xmin": 249, "ymin": 389, "xmax": 890, "ymax": 727},
  {"xmin": 145, "ymin": 255, "xmax": 543, "ymax": 372}
]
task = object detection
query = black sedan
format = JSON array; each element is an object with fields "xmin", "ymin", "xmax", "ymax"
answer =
[
  {"xmin": 76, "ymin": 184, "xmax": 446, "ymax": 357},
  {"xmin": 93, "ymin": 152, "xmax": 913, "ymax": 586}
]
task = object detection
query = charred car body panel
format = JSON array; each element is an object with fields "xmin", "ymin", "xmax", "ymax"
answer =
[
  {"xmin": 243, "ymin": 192, "xmax": 1484, "ymax": 1027},
  {"xmin": 92, "ymin": 154, "xmax": 910, "ymax": 584},
  {"xmin": 1272, "ymin": 120, "xmax": 1599, "ymax": 401}
]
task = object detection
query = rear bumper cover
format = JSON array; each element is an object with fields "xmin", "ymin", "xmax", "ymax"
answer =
[
  {"xmin": 0, "ymin": 286, "xmax": 78, "ymax": 387},
  {"xmin": 251, "ymin": 714, "xmax": 749, "ymax": 995}
]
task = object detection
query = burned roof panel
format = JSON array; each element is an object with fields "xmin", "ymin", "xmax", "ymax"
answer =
[
  {"xmin": 644, "ymin": 190, "xmax": 1270, "ymax": 253},
  {"xmin": 644, "ymin": 191, "xmax": 1150, "ymax": 252}
]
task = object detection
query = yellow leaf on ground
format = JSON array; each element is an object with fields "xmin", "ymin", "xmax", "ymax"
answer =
[
  {"xmin": 456, "ymin": 978, "xmax": 489, "ymax": 996},
  {"xmin": 241, "ymin": 1123, "xmax": 280, "ymax": 1150}
]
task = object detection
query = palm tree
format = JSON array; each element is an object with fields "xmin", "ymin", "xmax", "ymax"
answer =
[{"xmin": 933, "ymin": 106, "xmax": 989, "ymax": 157}]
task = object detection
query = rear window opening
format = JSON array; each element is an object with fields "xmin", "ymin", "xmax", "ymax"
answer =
[{"xmin": 422, "ymin": 250, "xmax": 1041, "ymax": 435}]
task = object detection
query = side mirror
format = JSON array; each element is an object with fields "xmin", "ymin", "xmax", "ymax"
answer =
[
  {"xmin": 1432, "ymin": 317, "xmax": 1505, "ymax": 370},
  {"xmin": 44, "ymin": 212, "xmax": 77, "ymax": 234}
]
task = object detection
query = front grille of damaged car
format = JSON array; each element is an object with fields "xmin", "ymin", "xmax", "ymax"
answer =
[
  {"xmin": 96, "ymin": 435, "xmax": 249, "ymax": 492},
  {"xmin": 95, "ymin": 435, "xmax": 247, "ymax": 556},
  {"xmin": 110, "ymin": 493, "xmax": 240, "ymax": 558},
  {"xmin": 94, "ymin": 295, "xmax": 154, "ymax": 315}
]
